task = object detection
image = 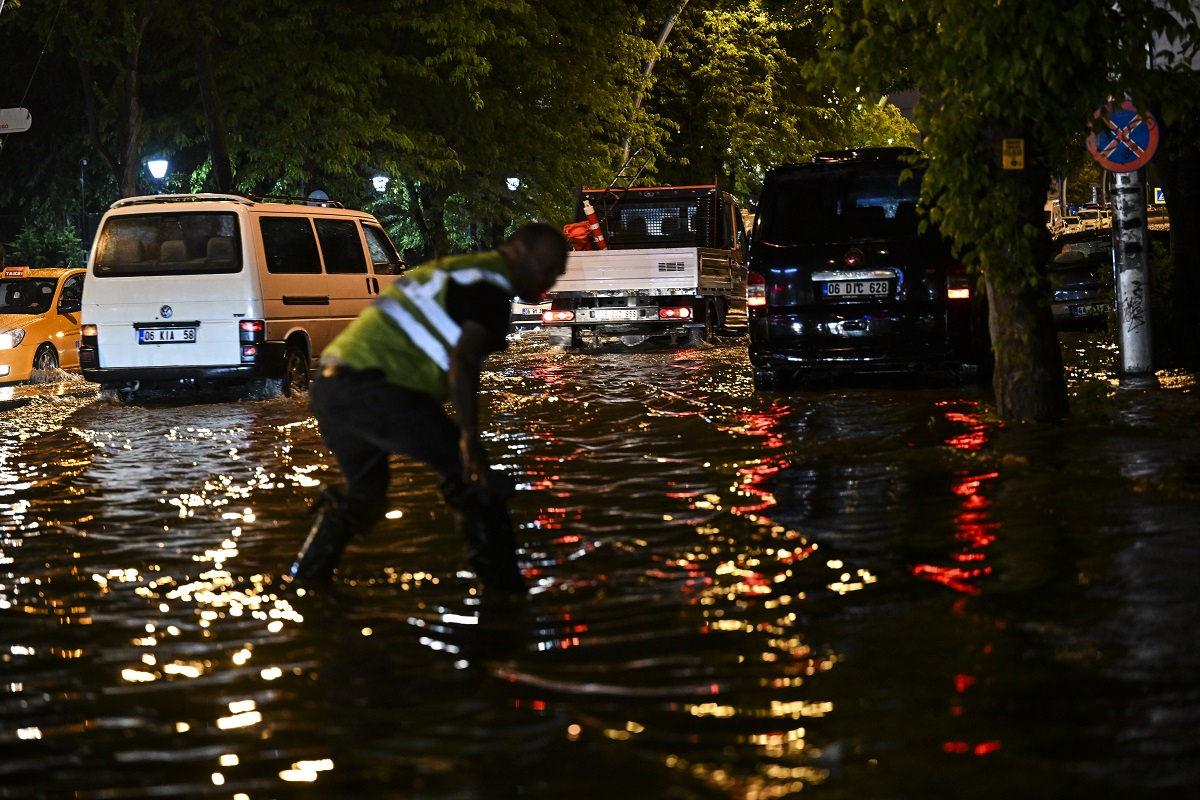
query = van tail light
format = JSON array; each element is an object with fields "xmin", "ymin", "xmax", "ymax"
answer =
[
  {"xmin": 659, "ymin": 306, "xmax": 693, "ymax": 319},
  {"xmin": 81, "ymin": 324, "xmax": 98, "ymax": 337},
  {"xmin": 747, "ymin": 272, "xmax": 766, "ymax": 307},
  {"xmin": 543, "ymin": 310, "xmax": 575, "ymax": 323},
  {"xmin": 239, "ymin": 319, "xmax": 265, "ymax": 363}
]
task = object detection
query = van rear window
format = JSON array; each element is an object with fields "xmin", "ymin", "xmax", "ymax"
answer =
[
  {"xmin": 757, "ymin": 170, "xmax": 922, "ymax": 245},
  {"xmin": 94, "ymin": 213, "xmax": 241, "ymax": 277}
]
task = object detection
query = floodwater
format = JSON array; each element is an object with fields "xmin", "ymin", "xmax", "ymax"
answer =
[{"xmin": 1, "ymin": 333, "xmax": 1198, "ymax": 799}]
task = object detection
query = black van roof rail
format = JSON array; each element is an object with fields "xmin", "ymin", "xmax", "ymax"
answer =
[{"xmin": 810, "ymin": 147, "xmax": 921, "ymax": 164}]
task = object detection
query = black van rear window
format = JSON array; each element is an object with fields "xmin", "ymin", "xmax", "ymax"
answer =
[
  {"xmin": 94, "ymin": 213, "xmax": 241, "ymax": 277},
  {"xmin": 757, "ymin": 170, "xmax": 922, "ymax": 245}
]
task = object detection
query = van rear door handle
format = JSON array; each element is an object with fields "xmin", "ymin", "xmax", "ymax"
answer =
[{"xmin": 282, "ymin": 296, "xmax": 330, "ymax": 306}]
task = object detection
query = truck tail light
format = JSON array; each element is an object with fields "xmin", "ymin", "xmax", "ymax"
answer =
[
  {"xmin": 747, "ymin": 272, "xmax": 766, "ymax": 307},
  {"xmin": 947, "ymin": 274, "xmax": 971, "ymax": 301},
  {"xmin": 658, "ymin": 306, "xmax": 692, "ymax": 319},
  {"xmin": 543, "ymin": 310, "xmax": 575, "ymax": 323}
]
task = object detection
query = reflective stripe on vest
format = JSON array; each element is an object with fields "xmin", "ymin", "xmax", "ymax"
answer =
[
  {"xmin": 376, "ymin": 297, "xmax": 451, "ymax": 371},
  {"xmin": 372, "ymin": 263, "xmax": 511, "ymax": 373}
]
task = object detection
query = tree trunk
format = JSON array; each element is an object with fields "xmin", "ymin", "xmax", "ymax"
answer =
[
  {"xmin": 986, "ymin": 273, "xmax": 1069, "ymax": 421},
  {"xmin": 1162, "ymin": 120, "xmax": 1200, "ymax": 365},
  {"xmin": 193, "ymin": 24, "xmax": 234, "ymax": 192},
  {"xmin": 982, "ymin": 142, "xmax": 1069, "ymax": 422}
]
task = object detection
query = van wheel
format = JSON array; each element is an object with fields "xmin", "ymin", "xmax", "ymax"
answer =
[
  {"xmin": 281, "ymin": 344, "xmax": 310, "ymax": 396},
  {"xmin": 32, "ymin": 344, "xmax": 59, "ymax": 373}
]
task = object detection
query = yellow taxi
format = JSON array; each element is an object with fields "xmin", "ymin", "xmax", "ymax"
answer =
[{"xmin": 0, "ymin": 265, "xmax": 86, "ymax": 383}]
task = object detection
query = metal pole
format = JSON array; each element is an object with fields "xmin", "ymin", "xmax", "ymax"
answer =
[
  {"xmin": 1110, "ymin": 169, "xmax": 1155, "ymax": 385},
  {"xmin": 79, "ymin": 158, "xmax": 87, "ymax": 242}
]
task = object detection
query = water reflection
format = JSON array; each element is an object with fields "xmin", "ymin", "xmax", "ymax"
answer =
[{"xmin": 1, "ymin": 335, "xmax": 1198, "ymax": 796}]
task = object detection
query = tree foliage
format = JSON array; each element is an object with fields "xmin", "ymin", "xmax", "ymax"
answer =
[{"xmin": 646, "ymin": 0, "xmax": 917, "ymax": 201}]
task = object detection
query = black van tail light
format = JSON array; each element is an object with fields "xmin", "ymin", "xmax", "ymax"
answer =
[
  {"xmin": 947, "ymin": 274, "xmax": 971, "ymax": 301},
  {"xmin": 747, "ymin": 272, "xmax": 766, "ymax": 307}
]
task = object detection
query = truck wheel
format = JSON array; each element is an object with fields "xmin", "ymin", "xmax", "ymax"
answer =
[
  {"xmin": 32, "ymin": 344, "xmax": 59, "ymax": 373},
  {"xmin": 687, "ymin": 304, "xmax": 716, "ymax": 346},
  {"xmin": 569, "ymin": 327, "xmax": 586, "ymax": 350}
]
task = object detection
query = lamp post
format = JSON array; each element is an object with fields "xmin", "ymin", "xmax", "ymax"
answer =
[
  {"xmin": 372, "ymin": 174, "xmax": 389, "ymax": 194},
  {"xmin": 146, "ymin": 158, "xmax": 169, "ymax": 192},
  {"xmin": 78, "ymin": 158, "xmax": 88, "ymax": 241}
]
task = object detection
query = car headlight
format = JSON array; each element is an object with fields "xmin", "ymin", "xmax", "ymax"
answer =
[{"xmin": 0, "ymin": 329, "xmax": 25, "ymax": 349}]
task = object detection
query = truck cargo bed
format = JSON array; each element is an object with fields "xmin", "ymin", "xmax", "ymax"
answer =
[{"xmin": 551, "ymin": 247, "xmax": 736, "ymax": 296}]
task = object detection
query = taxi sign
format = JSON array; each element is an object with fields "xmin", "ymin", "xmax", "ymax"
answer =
[
  {"xmin": 1087, "ymin": 100, "xmax": 1159, "ymax": 172},
  {"xmin": 3, "ymin": 266, "xmax": 31, "ymax": 278}
]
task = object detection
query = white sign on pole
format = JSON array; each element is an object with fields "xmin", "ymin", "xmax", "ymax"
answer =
[{"xmin": 0, "ymin": 107, "xmax": 32, "ymax": 134}]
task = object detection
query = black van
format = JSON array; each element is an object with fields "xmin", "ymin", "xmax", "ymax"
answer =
[{"xmin": 747, "ymin": 148, "xmax": 990, "ymax": 388}]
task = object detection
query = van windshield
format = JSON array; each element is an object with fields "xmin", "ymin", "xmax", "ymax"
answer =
[
  {"xmin": 756, "ymin": 169, "xmax": 922, "ymax": 245},
  {"xmin": 0, "ymin": 279, "xmax": 56, "ymax": 314},
  {"xmin": 94, "ymin": 212, "xmax": 242, "ymax": 277}
]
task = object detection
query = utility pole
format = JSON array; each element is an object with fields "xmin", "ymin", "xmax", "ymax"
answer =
[
  {"xmin": 1086, "ymin": 98, "xmax": 1159, "ymax": 387},
  {"xmin": 1111, "ymin": 169, "xmax": 1155, "ymax": 384}
]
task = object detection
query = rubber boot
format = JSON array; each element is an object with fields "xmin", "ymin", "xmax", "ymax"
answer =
[
  {"xmin": 444, "ymin": 476, "xmax": 525, "ymax": 593},
  {"xmin": 285, "ymin": 487, "xmax": 355, "ymax": 584}
]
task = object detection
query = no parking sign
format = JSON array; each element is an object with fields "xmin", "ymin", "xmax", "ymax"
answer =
[{"xmin": 1086, "ymin": 99, "xmax": 1159, "ymax": 172}]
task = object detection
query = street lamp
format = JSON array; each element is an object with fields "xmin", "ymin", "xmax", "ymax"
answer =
[
  {"xmin": 147, "ymin": 158, "xmax": 169, "ymax": 182},
  {"xmin": 506, "ymin": 177, "xmax": 520, "ymax": 191},
  {"xmin": 372, "ymin": 174, "xmax": 389, "ymax": 193}
]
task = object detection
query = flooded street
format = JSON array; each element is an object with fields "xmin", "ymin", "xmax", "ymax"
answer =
[{"xmin": 2, "ymin": 333, "xmax": 1198, "ymax": 799}]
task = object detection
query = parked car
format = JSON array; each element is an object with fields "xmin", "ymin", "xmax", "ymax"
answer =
[
  {"xmin": 510, "ymin": 297, "xmax": 550, "ymax": 330},
  {"xmin": 1076, "ymin": 209, "xmax": 1104, "ymax": 231},
  {"xmin": 1061, "ymin": 215, "xmax": 1084, "ymax": 234},
  {"xmin": 1049, "ymin": 246, "xmax": 1110, "ymax": 331},
  {"xmin": 746, "ymin": 147, "xmax": 990, "ymax": 389},
  {"xmin": 0, "ymin": 266, "xmax": 85, "ymax": 384}
]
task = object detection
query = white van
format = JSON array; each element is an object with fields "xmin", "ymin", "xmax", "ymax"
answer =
[{"xmin": 80, "ymin": 193, "xmax": 405, "ymax": 398}]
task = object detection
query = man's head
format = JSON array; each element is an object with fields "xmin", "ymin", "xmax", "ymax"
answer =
[{"xmin": 499, "ymin": 222, "xmax": 568, "ymax": 302}]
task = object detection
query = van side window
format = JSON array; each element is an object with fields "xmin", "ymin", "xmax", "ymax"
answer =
[
  {"xmin": 362, "ymin": 224, "xmax": 405, "ymax": 275},
  {"xmin": 261, "ymin": 217, "xmax": 322, "ymax": 274},
  {"xmin": 315, "ymin": 219, "xmax": 367, "ymax": 274}
]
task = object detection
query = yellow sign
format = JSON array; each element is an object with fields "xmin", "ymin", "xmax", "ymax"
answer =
[{"xmin": 1002, "ymin": 138, "xmax": 1025, "ymax": 170}]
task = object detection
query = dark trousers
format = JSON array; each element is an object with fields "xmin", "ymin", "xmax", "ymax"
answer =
[
  {"xmin": 310, "ymin": 370, "xmax": 465, "ymax": 505},
  {"xmin": 307, "ymin": 370, "xmax": 520, "ymax": 584}
]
